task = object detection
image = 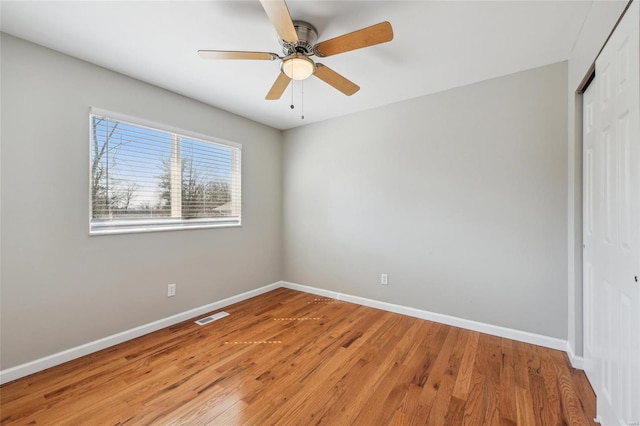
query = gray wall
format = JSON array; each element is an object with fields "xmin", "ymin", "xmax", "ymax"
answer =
[
  {"xmin": 283, "ymin": 62, "xmax": 568, "ymax": 339},
  {"xmin": 0, "ymin": 34, "xmax": 283, "ymax": 369}
]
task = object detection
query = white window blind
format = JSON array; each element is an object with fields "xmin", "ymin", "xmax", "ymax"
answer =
[{"xmin": 90, "ymin": 109, "xmax": 241, "ymax": 235}]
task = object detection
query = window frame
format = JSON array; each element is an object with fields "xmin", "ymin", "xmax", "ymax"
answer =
[{"xmin": 88, "ymin": 108, "xmax": 242, "ymax": 236}]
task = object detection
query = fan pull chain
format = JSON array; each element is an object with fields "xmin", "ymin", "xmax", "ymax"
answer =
[
  {"xmin": 301, "ymin": 80, "xmax": 305, "ymax": 120},
  {"xmin": 290, "ymin": 78, "xmax": 295, "ymax": 109}
]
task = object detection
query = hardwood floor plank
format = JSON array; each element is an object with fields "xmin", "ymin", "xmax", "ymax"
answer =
[
  {"xmin": 0, "ymin": 289, "xmax": 598, "ymax": 425},
  {"xmin": 452, "ymin": 330, "xmax": 480, "ymax": 400},
  {"xmin": 150, "ymin": 384, "xmax": 232, "ymax": 425},
  {"xmin": 550, "ymin": 350, "xmax": 597, "ymax": 426},
  {"xmin": 208, "ymin": 398, "xmax": 249, "ymax": 425},
  {"xmin": 392, "ymin": 321, "xmax": 445, "ymax": 423},
  {"xmin": 389, "ymin": 409, "xmax": 411, "ymax": 425},
  {"xmin": 481, "ymin": 334, "xmax": 502, "ymax": 425},
  {"xmin": 535, "ymin": 345, "xmax": 564, "ymax": 426},
  {"xmin": 515, "ymin": 385, "xmax": 536, "ymax": 426},
  {"xmin": 432, "ymin": 328, "xmax": 472, "ymax": 425},
  {"xmin": 499, "ymin": 338, "xmax": 518, "ymax": 425},
  {"xmin": 461, "ymin": 368, "xmax": 486, "ymax": 425},
  {"xmin": 425, "ymin": 373, "xmax": 457, "ymax": 426},
  {"xmin": 528, "ymin": 349, "xmax": 555, "ymax": 425},
  {"xmin": 443, "ymin": 395, "xmax": 467, "ymax": 425},
  {"xmin": 346, "ymin": 361, "xmax": 408, "ymax": 425},
  {"xmin": 570, "ymin": 364, "xmax": 597, "ymax": 423},
  {"xmin": 422, "ymin": 327, "xmax": 461, "ymax": 424},
  {"xmin": 513, "ymin": 341, "xmax": 531, "ymax": 389}
]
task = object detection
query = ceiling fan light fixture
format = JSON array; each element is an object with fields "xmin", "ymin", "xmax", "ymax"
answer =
[{"xmin": 281, "ymin": 54, "xmax": 315, "ymax": 80}]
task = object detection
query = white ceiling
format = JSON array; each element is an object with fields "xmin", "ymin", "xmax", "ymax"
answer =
[{"xmin": 1, "ymin": 1, "xmax": 596, "ymax": 130}]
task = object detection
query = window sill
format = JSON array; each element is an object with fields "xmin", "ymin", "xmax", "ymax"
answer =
[{"xmin": 90, "ymin": 218, "xmax": 241, "ymax": 236}]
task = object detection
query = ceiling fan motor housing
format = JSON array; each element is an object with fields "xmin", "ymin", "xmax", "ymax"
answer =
[{"xmin": 280, "ymin": 20, "xmax": 318, "ymax": 56}]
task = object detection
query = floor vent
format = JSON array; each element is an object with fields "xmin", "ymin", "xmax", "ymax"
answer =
[{"xmin": 195, "ymin": 311, "xmax": 229, "ymax": 326}]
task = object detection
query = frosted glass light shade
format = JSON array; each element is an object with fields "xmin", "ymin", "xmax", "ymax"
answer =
[{"xmin": 281, "ymin": 55, "xmax": 315, "ymax": 80}]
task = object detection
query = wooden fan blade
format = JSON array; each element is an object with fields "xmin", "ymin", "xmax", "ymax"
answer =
[
  {"xmin": 198, "ymin": 50, "xmax": 279, "ymax": 61},
  {"xmin": 314, "ymin": 21, "xmax": 393, "ymax": 57},
  {"xmin": 314, "ymin": 64, "xmax": 360, "ymax": 96},
  {"xmin": 266, "ymin": 72, "xmax": 292, "ymax": 100},
  {"xmin": 260, "ymin": 0, "xmax": 298, "ymax": 43}
]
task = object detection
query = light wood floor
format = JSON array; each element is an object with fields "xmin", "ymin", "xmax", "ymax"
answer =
[{"xmin": 1, "ymin": 288, "xmax": 596, "ymax": 425}]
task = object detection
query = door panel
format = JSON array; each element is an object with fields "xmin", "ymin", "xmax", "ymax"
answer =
[{"xmin": 583, "ymin": 1, "xmax": 639, "ymax": 424}]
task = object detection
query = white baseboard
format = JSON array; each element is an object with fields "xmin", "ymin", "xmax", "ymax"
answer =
[
  {"xmin": 0, "ymin": 282, "xmax": 281, "ymax": 385},
  {"xmin": 281, "ymin": 281, "xmax": 568, "ymax": 352},
  {"xmin": 1, "ymin": 280, "xmax": 578, "ymax": 385},
  {"xmin": 280, "ymin": 281, "xmax": 340, "ymax": 300},
  {"xmin": 566, "ymin": 342, "xmax": 585, "ymax": 370}
]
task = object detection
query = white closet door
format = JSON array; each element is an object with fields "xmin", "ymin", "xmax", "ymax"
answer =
[{"xmin": 583, "ymin": 1, "xmax": 640, "ymax": 424}]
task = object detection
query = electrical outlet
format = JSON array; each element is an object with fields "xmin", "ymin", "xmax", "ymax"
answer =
[
  {"xmin": 381, "ymin": 274, "xmax": 388, "ymax": 285},
  {"xmin": 167, "ymin": 283, "xmax": 176, "ymax": 297}
]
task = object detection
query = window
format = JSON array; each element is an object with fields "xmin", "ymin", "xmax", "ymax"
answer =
[{"xmin": 90, "ymin": 109, "xmax": 241, "ymax": 235}]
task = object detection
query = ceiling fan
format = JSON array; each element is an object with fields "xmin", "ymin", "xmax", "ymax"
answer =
[{"xmin": 198, "ymin": 0, "xmax": 393, "ymax": 100}]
